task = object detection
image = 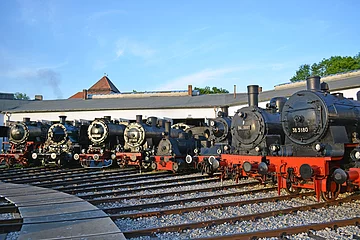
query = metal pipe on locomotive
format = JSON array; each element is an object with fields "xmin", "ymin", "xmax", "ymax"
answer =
[
  {"xmin": 264, "ymin": 76, "xmax": 360, "ymax": 200},
  {"xmin": 76, "ymin": 116, "xmax": 126, "ymax": 168},
  {"xmin": 33, "ymin": 116, "xmax": 83, "ymax": 166},
  {"xmin": 0, "ymin": 117, "xmax": 49, "ymax": 167}
]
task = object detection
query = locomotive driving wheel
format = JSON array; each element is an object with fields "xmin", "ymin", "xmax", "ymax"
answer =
[{"xmin": 321, "ymin": 178, "xmax": 340, "ymax": 201}]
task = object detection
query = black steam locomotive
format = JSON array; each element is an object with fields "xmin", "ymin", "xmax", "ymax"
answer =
[
  {"xmin": 0, "ymin": 118, "xmax": 49, "ymax": 167},
  {"xmin": 34, "ymin": 116, "xmax": 84, "ymax": 166},
  {"xmin": 76, "ymin": 116, "xmax": 126, "ymax": 168},
  {"xmin": 280, "ymin": 76, "xmax": 360, "ymax": 157},
  {"xmin": 231, "ymin": 85, "xmax": 286, "ymax": 156}
]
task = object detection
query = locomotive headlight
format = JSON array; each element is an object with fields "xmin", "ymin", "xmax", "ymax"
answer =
[
  {"xmin": 100, "ymin": 149, "xmax": 104, "ymax": 154},
  {"xmin": 350, "ymin": 148, "xmax": 360, "ymax": 161},
  {"xmin": 51, "ymin": 153, "xmax": 57, "ymax": 160},
  {"xmin": 210, "ymin": 120, "xmax": 215, "ymax": 127},
  {"xmin": 111, "ymin": 154, "xmax": 116, "ymax": 160},
  {"xmin": 314, "ymin": 143, "xmax": 324, "ymax": 152},
  {"xmin": 224, "ymin": 145, "xmax": 229, "ymax": 151},
  {"xmin": 185, "ymin": 155, "xmax": 192, "ymax": 164},
  {"xmin": 31, "ymin": 153, "xmax": 37, "ymax": 159},
  {"xmin": 194, "ymin": 148, "xmax": 198, "ymax": 154},
  {"xmin": 255, "ymin": 146, "xmax": 261, "ymax": 152},
  {"xmin": 270, "ymin": 144, "xmax": 279, "ymax": 152},
  {"xmin": 217, "ymin": 148, "xmax": 222, "ymax": 154},
  {"xmin": 93, "ymin": 154, "xmax": 99, "ymax": 161},
  {"xmin": 73, "ymin": 153, "xmax": 80, "ymax": 161},
  {"xmin": 81, "ymin": 149, "xmax": 86, "ymax": 154}
]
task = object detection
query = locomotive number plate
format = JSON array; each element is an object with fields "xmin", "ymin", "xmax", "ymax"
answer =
[
  {"xmin": 292, "ymin": 127, "xmax": 309, "ymax": 133},
  {"xmin": 238, "ymin": 125, "xmax": 251, "ymax": 130},
  {"xmin": 91, "ymin": 134, "xmax": 102, "ymax": 137}
]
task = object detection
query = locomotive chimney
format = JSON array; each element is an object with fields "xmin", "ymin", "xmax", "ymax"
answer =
[
  {"xmin": 23, "ymin": 117, "xmax": 30, "ymax": 123},
  {"xmin": 221, "ymin": 106, "xmax": 229, "ymax": 117},
  {"xmin": 306, "ymin": 76, "xmax": 321, "ymax": 91},
  {"xmin": 149, "ymin": 117, "xmax": 157, "ymax": 127},
  {"xmin": 59, "ymin": 116, "xmax": 67, "ymax": 124},
  {"xmin": 136, "ymin": 115, "xmax": 142, "ymax": 123},
  {"xmin": 165, "ymin": 121, "xmax": 171, "ymax": 135},
  {"xmin": 247, "ymin": 85, "xmax": 259, "ymax": 107}
]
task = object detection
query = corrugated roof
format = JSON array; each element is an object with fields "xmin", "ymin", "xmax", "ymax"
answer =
[{"xmin": 2, "ymin": 75, "xmax": 360, "ymax": 114}]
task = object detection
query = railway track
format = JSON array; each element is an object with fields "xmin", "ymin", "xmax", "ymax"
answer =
[{"xmin": 1, "ymin": 167, "xmax": 360, "ymax": 239}]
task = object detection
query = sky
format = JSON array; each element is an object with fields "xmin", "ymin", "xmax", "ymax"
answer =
[{"xmin": 0, "ymin": 0, "xmax": 359, "ymax": 100}]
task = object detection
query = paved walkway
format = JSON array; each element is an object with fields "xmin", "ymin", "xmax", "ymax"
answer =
[{"xmin": 0, "ymin": 182, "xmax": 126, "ymax": 240}]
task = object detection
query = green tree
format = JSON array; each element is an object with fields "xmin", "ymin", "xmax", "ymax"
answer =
[
  {"xmin": 194, "ymin": 86, "xmax": 229, "ymax": 94},
  {"xmin": 290, "ymin": 64, "xmax": 311, "ymax": 82},
  {"xmin": 14, "ymin": 92, "xmax": 30, "ymax": 100},
  {"xmin": 290, "ymin": 53, "xmax": 360, "ymax": 82}
]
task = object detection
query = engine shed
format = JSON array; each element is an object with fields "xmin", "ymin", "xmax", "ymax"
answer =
[{"xmin": 1, "ymin": 71, "xmax": 360, "ymax": 128}]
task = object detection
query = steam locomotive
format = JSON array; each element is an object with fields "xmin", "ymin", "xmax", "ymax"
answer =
[
  {"xmin": 266, "ymin": 76, "xmax": 360, "ymax": 200},
  {"xmin": 191, "ymin": 108, "xmax": 232, "ymax": 175},
  {"xmin": 34, "ymin": 116, "xmax": 85, "ymax": 167},
  {"xmin": 151, "ymin": 121, "xmax": 199, "ymax": 172},
  {"xmin": 76, "ymin": 116, "xmax": 126, "ymax": 168},
  {"xmin": 0, "ymin": 118, "xmax": 49, "ymax": 167},
  {"xmin": 116, "ymin": 115, "xmax": 169, "ymax": 168},
  {"xmin": 210, "ymin": 85, "xmax": 287, "ymax": 181}
]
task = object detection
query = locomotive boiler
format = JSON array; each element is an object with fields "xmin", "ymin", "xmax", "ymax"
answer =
[
  {"xmin": 76, "ymin": 116, "xmax": 126, "ymax": 168},
  {"xmin": 34, "ymin": 116, "xmax": 82, "ymax": 166},
  {"xmin": 0, "ymin": 118, "xmax": 49, "ymax": 167}
]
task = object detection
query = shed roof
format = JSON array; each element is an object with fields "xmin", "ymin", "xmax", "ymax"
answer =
[{"xmin": 2, "ymin": 74, "xmax": 360, "ymax": 114}]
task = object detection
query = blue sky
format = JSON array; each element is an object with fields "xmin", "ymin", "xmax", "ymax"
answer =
[{"xmin": 0, "ymin": 0, "xmax": 359, "ymax": 100}]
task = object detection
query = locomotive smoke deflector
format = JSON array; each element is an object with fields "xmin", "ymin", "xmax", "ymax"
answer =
[
  {"xmin": 247, "ymin": 85, "xmax": 259, "ymax": 107},
  {"xmin": 306, "ymin": 76, "xmax": 321, "ymax": 91}
]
